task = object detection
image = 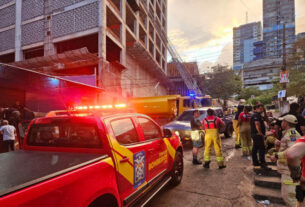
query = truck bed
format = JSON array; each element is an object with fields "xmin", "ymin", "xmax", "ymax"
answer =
[{"xmin": 0, "ymin": 150, "xmax": 107, "ymax": 197}]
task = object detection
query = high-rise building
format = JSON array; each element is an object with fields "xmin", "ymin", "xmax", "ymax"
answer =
[
  {"xmin": 263, "ymin": 0, "xmax": 296, "ymax": 58},
  {"xmin": 233, "ymin": 22, "xmax": 262, "ymax": 71},
  {"xmin": 0, "ymin": 0, "xmax": 169, "ymax": 98},
  {"xmin": 243, "ymin": 58, "xmax": 281, "ymax": 90}
]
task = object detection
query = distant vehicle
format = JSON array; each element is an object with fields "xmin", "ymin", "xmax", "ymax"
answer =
[
  {"xmin": 130, "ymin": 95, "xmax": 199, "ymax": 125},
  {"xmin": 163, "ymin": 107, "xmax": 234, "ymax": 144}
]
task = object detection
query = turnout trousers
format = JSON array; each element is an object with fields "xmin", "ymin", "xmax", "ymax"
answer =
[
  {"xmin": 281, "ymin": 174, "xmax": 297, "ymax": 207},
  {"xmin": 232, "ymin": 120, "xmax": 240, "ymax": 146},
  {"xmin": 204, "ymin": 129, "xmax": 225, "ymax": 166},
  {"xmin": 239, "ymin": 123, "xmax": 252, "ymax": 156}
]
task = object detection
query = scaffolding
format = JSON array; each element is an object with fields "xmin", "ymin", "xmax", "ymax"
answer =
[{"xmin": 137, "ymin": 0, "xmax": 202, "ymax": 95}]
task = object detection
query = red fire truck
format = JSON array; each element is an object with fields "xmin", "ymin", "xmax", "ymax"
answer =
[{"xmin": 0, "ymin": 105, "xmax": 183, "ymax": 207}]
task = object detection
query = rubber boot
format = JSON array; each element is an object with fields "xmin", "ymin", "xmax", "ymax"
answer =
[
  {"xmin": 193, "ymin": 159, "xmax": 202, "ymax": 165},
  {"xmin": 192, "ymin": 155, "xmax": 202, "ymax": 165},
  {"xmin": 203, "ymin": 161, "xmax": 210, "ymax": 168}
]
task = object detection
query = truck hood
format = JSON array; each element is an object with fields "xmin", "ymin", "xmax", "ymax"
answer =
[{"xmin": 163, "ymin": 121, "xmax": 191, "ymax": 131}]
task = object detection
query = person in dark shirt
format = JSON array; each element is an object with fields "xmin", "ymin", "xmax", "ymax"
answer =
[
  {"xmin": 275, "ymin": 103, "xmax": 305, "ymax": 138},
  {"xmin": 250, "ymin": 104, "xmax": 270, "ymax": 170},
  {"xmin": 190, "ymin": 110, "xmax": 203, "ymax": 165}
]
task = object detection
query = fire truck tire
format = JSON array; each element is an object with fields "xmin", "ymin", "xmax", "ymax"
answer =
[
  {"xmin": 88, "ymin": 194, "xmax": 118, "ymax": 207},
  {"xmin": 170, "ymin": 150, "xmax": 183, "ymax": 186}
]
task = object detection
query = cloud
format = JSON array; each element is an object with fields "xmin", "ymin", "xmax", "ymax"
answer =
[{"xmin": 168, "ymin": 0, "xmax": 305, "ymax": 67}]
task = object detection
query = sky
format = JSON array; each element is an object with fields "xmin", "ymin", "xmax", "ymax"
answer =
[{"xmin": 167, "ymin": 0, "xmax": 305, "ymax": 73}]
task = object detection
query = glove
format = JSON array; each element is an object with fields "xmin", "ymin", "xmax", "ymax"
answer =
[
  {"xmin": 290, "ymin": 166, "xmax": 302, "ymax": 182},
  {"xmin": 296, "ymin": 185, "xmax": 305, "ymax": 202}
]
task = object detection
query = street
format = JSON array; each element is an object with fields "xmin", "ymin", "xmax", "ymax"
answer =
[{"xmin": 149, "ymin": 136, "xmax": 275, "ymax": 207}]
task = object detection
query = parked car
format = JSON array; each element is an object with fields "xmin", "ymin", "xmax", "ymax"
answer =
[{"xmin": 163, "ymin": 107, "xmax": 233, "ymax": 144}]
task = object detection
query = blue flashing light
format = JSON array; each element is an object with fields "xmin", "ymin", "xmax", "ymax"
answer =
[{"xmin": 189, "ymin": 92, "xmax": 196, "ymax": 98}]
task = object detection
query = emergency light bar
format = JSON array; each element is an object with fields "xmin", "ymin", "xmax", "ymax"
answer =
[{"xmin": 75, "ymin": 104, "xmax": 126, "ymax": 110}]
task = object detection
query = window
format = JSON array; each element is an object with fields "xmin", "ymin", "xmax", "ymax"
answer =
[
  {"xmin": 111, "ymin": 118, "xmax": 140, "ymax": 145},
  {"xmin": 177, "ymin": 110, "xmax": 207, "ymax": 121},
  {"xmin": 27, "ymin": 123, "xmax": 102, "ymax": 149},
  {"xmin": 138, "ymin": 118, "xmax": 162, "ymax": 140}
]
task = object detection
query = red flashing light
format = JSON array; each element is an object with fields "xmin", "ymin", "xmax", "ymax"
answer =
[
  {"xmin": 115, "ymin": 104, "xmax": 127, "ymax": 108},
  {"xmin": 75, "ymin": 104, "xmax": 126, "ymax": 110}
]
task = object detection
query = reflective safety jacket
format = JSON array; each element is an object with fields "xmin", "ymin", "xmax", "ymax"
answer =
[{"xmin": 203, "ymin": 116, "xmax": 223, "ymax": 130}]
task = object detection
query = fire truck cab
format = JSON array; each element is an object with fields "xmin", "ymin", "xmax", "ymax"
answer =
[{"xmin": 0, "ymin": 105, "xmax": 183, "ymax": 207}]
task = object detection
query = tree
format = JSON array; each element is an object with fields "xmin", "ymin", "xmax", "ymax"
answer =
[
  {"xmin": 287, "ymin": 37, "xmax": 305, "ymax": 96},
  {"xmin": 198, "ymin": 64, "xmax": 242, "ymax": 106},
  {"xmin": 236, "ymin": 87, "xmax": 261, "ymax": 101}
]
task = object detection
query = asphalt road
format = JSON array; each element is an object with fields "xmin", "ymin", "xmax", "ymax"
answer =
[{"xmin": 148, "ymin": 136, "xmax": 260, "ymax": 207}]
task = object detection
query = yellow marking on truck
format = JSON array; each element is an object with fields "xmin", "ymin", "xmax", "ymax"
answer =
[
  {"xmin": 111, "ymin": 141, "xmax": 134, "ymax": 185},
  {"xmin": 163, "ymin": 138, "xmax": 176, "ymax": 159},
  {"xmin": 102, "ymin": 157, "xmax": 114, "ymax": 167},
  {"xmin": 148, "ymin": 151, "xmax": 167, "ymax": 171}
]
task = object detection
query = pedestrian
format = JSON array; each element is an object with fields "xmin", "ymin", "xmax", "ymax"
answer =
[
  {"xmin": 237, "ymin": 105, "xmax": 252, "ymax": 158},
  {"xmin": 203, "ymin": 108, "xmax": 226, "ymax": 169},
  {"xmin": 265, "ymin": 120, "xmax": 277, "ymax": 152},
  {"xmin": 277, "ymin": 103, "xmax": 305, "ymax": 136},
  {"xmin": 190, "ymin": 110, "xmax": 203, "ymax": 165},
  {"xmin": 284, "ymin": 136, "xmax": 305, "ymax": 207},
  {"xmin": 0, "ymin": 120, "xmax": 16, "ymax": 152},
  {"xmin": 271, "ymin": 115, "xmax": 301, "ymax": 207},
  {"xmin": 250, "ymin": 104, "xmax": 270, "ymax": 169},
  {"xmin": 233, "ymin": 105, "xmax": 244, "ymax": 149}
]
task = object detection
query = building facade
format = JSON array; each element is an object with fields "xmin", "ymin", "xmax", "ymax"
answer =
[
  {"xmin": 233, "ymin": 22, "xmax": 262, "ymax": 71},
  {"xmin": 263, "ymin": 0, "xmax": 296, "ymax": 58},
  {"xmin": 0, "ymin": 0, "xmax": 169, "ymax": 98},
  {"xmin": 243, "ymin": 58, "xmax": 281, "ymax": 90}
]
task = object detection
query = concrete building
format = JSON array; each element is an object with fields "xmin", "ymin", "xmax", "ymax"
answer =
[
  {"xmin": 167, "ymin": 62, "xmax": 200, "ymax": 96},
  {"xmin": 243, "ymin": 58, "xmax": 281, "ymax": 90},
  {"xmin": 0, "ymin": 0, "xmax": 169, "ymax": 98},
  {"xmin": 233, "ymin": 22, "xmax": 262, "ymax": 71},
  {"xmin": 253, "ymin": 41, "xmax": 266, "ymax": 60},
  {"xmin": 263, "ymin": 0, "xmax": 296, "ymax": 58}
]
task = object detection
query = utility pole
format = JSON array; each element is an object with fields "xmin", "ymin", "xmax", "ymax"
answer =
[
  {"xmin": 279, "ymin": 23, "xmax": 289, "ymax": 114},
  {"xmin": 282, "ymin": 23, "xmax": 287, "ymax": 71}
]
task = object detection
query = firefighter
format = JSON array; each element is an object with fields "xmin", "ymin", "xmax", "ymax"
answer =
[
  {"xmin": 233, "ymin": 105, "xmax": 244, "ymax": 149},
  {"xmin": 203, "ymin": 108, "xmax": 226, "ymax": 169},
  {"xmin": 237, "ymin": 105, "xmax": 252, "ymax": 158},
  {"xmin": 271, "ymin": 115, "xmax": 301, "ymax": 207},
  {"xmin": 282, "ymin": 136, "xmax": 305, "ymax": 207}
]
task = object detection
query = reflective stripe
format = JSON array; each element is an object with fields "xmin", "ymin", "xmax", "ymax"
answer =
[
  {"xmin": 216, "ymin": 157, "xmax": 224, "ymax": 162},
  {"xmin": 204, "ymin": 156, "xmax": 211, "ymax": 161}
]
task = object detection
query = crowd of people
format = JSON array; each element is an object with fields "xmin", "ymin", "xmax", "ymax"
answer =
[
  {"xmin": 0, "ymin": 101, "xmax": 34, "ymax": 152},
  {"xmin": 233, "ymin": 102, "xmax": 305, "ymax": 207},
  {"xmin": 190, "ymin": 101, "xmax": 305, "ymax": 207}
]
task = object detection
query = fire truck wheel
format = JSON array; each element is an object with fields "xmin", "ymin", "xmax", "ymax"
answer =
[{"xmin": 170, "ymin": 151, "xmax": 183, "ymax": 186}]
